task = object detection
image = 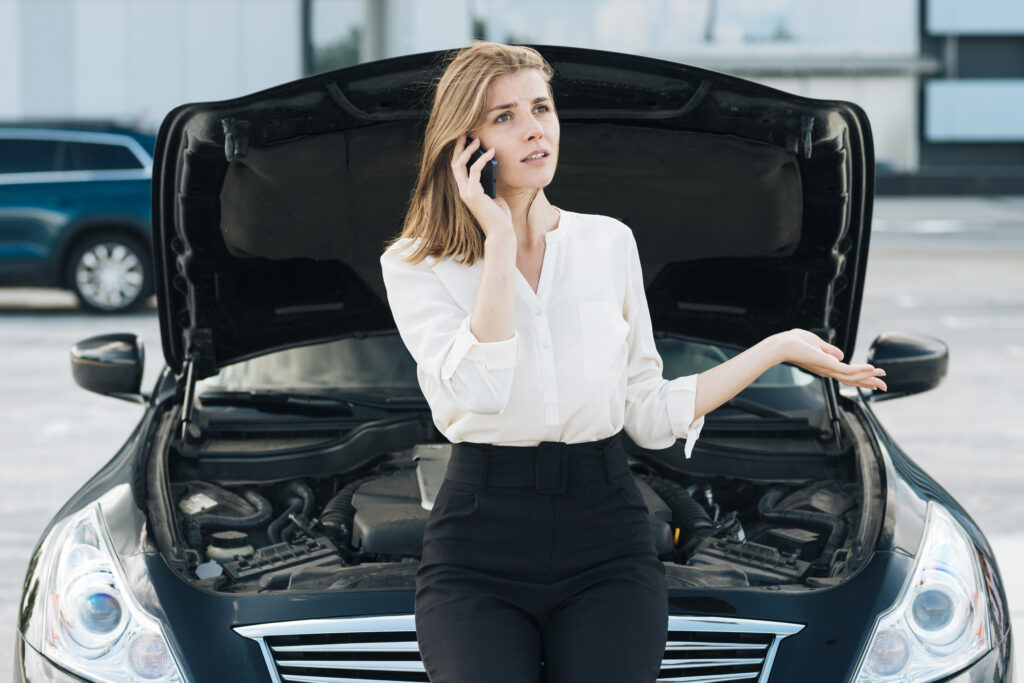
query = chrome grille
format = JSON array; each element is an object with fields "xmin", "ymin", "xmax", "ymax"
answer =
[
  {"xmin": 235, "ymin": 613, "xmax": 803, "ymax": 683},
  {"xmin": 657, "ymin": 616, "xmax": 803, "ymax": 682}
]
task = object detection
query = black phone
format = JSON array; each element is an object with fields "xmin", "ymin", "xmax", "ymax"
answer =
[{"xmin": 466, "ymin": 137, "xmax": 497, "ymax": 198}]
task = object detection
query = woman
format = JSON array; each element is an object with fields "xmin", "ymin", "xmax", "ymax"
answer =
[{"xmin": 380, "ymin": 40, "xmax": 886, "ymax": 683}]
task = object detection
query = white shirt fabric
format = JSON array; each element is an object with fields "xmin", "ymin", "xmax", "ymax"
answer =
[{"xmin": 379, "ymin": 208, "xmax": 704, "ymax": 457}]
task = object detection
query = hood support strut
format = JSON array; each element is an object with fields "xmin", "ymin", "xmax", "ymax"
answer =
[
  {"xmin": 824, "ymin": 378, "xmax": 842, "ymax": 451},
  {"xmin": 178, "ymin": 328, "xmax": 216, "ymax": 447},
  {"xmin": 179, "ymin": 354, "xmax": 197, "ymax": 447}
]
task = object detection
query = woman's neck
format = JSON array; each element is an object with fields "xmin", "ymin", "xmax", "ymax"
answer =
[{"xmin": 501, "ymin": 189, "xmax": 559, "ymax": 248}]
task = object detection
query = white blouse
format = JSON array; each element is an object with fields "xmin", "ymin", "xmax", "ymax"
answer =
[{"xmin": 379, "ymin": 208, "xmax": 704, "ymax": 457}]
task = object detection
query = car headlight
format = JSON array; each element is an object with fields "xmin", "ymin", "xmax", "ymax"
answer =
[
  {"xmin": 37, "ymin": 502, "xmax": 186, "ymax": 682},
  {"xmin": 852, "ymin": 502, "xmax": 993, "ymax": 682}
]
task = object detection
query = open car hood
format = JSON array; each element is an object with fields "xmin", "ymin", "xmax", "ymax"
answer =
[{"xmin": 152, "ymin": 45, "xmax": 873, "ymax": 379}]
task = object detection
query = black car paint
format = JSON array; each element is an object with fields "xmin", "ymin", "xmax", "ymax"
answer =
[{"xmin": 15, "ymin": 373, "xmax": 1013, "ymax": 681}]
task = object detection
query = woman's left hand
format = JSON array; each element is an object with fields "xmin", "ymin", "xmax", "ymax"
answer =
[{"xmin": 776, "ymin": 329, "xmax": 887, "ymax": 391}]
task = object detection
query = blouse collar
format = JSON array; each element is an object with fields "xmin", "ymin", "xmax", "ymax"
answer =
[{"xmin": 544, "ymin": 207, "xmax": 571, "ymax": 244}]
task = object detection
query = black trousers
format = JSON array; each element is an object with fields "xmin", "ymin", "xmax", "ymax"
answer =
[{"xmin": 414, "ymin": 431, "xmax": 668, "ymax": 683}]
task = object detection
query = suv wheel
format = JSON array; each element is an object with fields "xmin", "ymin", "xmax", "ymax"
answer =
[{"xmin": 66, "ymin": 233, "xmax": 152, "ymax": 313}]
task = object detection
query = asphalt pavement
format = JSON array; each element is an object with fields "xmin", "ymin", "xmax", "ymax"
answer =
[{"xmin": 2, "ymin": 194, "xmax": 1023, "ymax": 679}]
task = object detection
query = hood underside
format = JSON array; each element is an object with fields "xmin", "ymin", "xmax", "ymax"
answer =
[{"xmin": 152, "ymin": 44, "xmax": 874, "ymax": 378}]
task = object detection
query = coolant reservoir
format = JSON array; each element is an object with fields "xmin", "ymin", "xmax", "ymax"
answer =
[{"xmin": 206, "ymin": 530, "xmax": 255, "ymax": 561}]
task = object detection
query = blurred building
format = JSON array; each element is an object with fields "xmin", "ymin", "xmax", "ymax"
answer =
[
  {"xmin": 1, "ymin": 0, "xmax": 1021, "ymax": 194},
  {"xmin": 0, "ymin": 0, "xmax": 304, "ymax": 132},
  {"xmin": 914, "ymin": 0, "xmax": 1024, "ymax": 193}
]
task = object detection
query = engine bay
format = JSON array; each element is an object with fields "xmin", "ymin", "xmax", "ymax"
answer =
[{"xmin": 166, "ymin": 425, "xmax": 871, "ymax": 595}]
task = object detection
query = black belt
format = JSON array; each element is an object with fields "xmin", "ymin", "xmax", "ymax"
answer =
[{"xmin": 445, "ymin": 431, "xmax": 628, "ymax": 495}]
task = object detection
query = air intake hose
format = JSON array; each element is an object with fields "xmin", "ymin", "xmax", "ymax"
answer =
[
  {"xmin": 321, "ymin": 476, "xmax": 376, "ymax": 547},
  {"xmin": 185, "ymin": 488, "xmax": 272, "ymax": 550},
  {"xmin": 268, "ymin": 481, "xmax": 316, "ymax": 544},
  {"xmin": 639, "ymin": 475, "xmax": 714, "ymax": 542}
]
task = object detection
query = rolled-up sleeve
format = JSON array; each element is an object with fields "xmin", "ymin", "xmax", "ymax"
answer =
[
  {"xmin": 380, "ymin": 242, "xmax": 520, "ymax": 415},
  {"xmin": 620, "ymin": 230, "xmax": 704, "ymax": 457}
]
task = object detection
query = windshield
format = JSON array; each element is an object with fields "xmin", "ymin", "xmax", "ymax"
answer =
[{"xmin": 198, "ymin": 333, "xmax": 818, "ymax": 397}]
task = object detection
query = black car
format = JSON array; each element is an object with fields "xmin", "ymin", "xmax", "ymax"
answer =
[
  {"xmin": 15, "ymin": 45, "xmax": 1012, "ymax": 682},
  {"xmin": 0, "ymin": 120, "xmax": 157, "ymax": 312}
]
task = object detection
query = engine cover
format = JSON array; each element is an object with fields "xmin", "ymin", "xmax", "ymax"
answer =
[{"xmin": 350, "ymin": 470, "xmax": 429, "ymax": 555}]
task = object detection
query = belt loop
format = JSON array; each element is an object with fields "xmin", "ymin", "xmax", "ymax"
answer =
[{"xmin": 535, "ymin": 442, "xmax": 568, "ymax": 495}]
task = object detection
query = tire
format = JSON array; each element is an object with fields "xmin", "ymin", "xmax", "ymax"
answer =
[{"xmin": 65, "ymin": 232, "xmax": 153, "ymax": 313}]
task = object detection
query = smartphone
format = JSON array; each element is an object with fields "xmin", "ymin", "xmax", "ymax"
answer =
[{"xmin": 466, "ymin": 136, "xmax": 497, "ymax": 198}]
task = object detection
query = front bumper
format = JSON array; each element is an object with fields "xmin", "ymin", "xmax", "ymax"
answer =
[{"xmin": 16, "ymin": 624, "xmax": 1012, "ymax": 683}]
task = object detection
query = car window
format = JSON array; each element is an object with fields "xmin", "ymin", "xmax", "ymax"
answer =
[
  {"xmin": 65, "ymin": 141, "xmax": 143, "ymax": 170},
  {"xmin": 197, "ymin": 333, "xmax": 817, "ymax": 394},
  {"xmin": 0, "ymin": 138, "xmax": 62, "ymax": 173},
  {"xmin": 200, "ymin": 334, "xmax": 421, "ymax": 392},
  {"xmin": 657, "ymin": 336, "xmax": 816, "ymax": 389}
]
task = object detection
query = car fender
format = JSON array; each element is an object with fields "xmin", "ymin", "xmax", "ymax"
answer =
[{"xmin": 17, "ymin": 402, "xmax": 161, "ymax": 645}]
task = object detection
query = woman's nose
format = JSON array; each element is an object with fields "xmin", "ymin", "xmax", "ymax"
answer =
[{"xmin": 522, "ymin": 113, "xmax": 544, "ymax": 139}]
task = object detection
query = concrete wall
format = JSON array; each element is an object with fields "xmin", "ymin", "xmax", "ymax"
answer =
[
  {"xmin": 4, "ymin": 0, "xmax": 303, "ymax": 132},
  {"xmin": 362, "ymin": 0, "xmax": 472, "ymax": 61},
  {"xmin": 0, "ymin": 1, "xmax": 22, "ymax": 118}
]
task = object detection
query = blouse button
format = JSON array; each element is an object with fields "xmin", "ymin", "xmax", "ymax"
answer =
[
  {"xmin": 546, "ymin": 377, "xmax": 554, "ymax": 385},
  {"xmin": 542, "ymin": 339, "xmax": 550, "ymax": 348},
  {"xmin": 535, "ymin": 309, "xmax": 543, "ymax": 316}
]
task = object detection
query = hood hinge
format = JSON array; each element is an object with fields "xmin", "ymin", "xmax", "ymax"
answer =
[{"xmin": 179, "ymin": 328, "xmax": 217, "ymax": 446}]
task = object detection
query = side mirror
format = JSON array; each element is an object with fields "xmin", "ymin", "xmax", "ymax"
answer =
[
  {"xmin": 866, "ymin": 331, "xmax": 948, "ymax": 401},
  {"xmin": 70, "ymin": 333, "xmax": 148, "ymax": 404}
]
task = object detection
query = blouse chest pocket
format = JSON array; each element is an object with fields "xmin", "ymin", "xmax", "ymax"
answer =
[{"xmin": 576, "ymin": 300, "xmax": 629, "ymax": 380}]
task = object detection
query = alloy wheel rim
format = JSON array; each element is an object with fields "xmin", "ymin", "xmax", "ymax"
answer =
[{"xmin": 75, "ymin": 242, "xmax": 144, "ymax": 310}]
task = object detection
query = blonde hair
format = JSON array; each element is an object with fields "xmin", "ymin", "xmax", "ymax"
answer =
[{"xmin": 387, "ymin": 40, "xmax": 555, "ymax": 265}]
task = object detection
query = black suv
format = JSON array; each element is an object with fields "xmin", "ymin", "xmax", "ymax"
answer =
[{"xmin": 0, "ymin": 120, "xmax": 156, "ymax": 312}]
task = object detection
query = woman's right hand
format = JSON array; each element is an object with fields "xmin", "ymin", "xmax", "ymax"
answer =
[{"xmin": 451, "ymin": 136, "xmax": 514, "ymax": 241}]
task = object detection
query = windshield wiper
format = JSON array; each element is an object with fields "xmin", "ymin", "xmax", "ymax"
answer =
[
  {"xmin": 713, "ymin": 397, "xmax": 794, "ymax": 420},
  {"xmin": 701, "ymin": 397, "xmax": 837, "ymax": 443},
  {"xmin": 197, "ymin": 389, "xmax": 428, "ymax": 414}
]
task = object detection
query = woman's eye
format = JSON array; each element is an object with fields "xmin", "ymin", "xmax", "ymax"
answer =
[{"xmin": 495, "ymin": 105, "xmax": 548, "ymax": 123}]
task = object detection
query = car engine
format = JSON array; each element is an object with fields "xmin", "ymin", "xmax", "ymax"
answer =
[{"xmin": 170, "ymin": 439, "xmax": 863, "ymax": 595}]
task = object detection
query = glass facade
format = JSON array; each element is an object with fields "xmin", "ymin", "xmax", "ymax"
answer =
[{"xmin": 927, "ymin": 0, "xmax": 1024, "ymax": 35}]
